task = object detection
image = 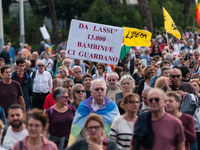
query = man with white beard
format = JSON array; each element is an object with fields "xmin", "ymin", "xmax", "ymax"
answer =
[{"xmin": 62, "ymin": 58, "xmax": 72, "ymax": 76}]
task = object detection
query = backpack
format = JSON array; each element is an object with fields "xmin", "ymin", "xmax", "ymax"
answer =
[{"xmin": 180, "ymin": 93, "xmax": 199, "ymax": 116}]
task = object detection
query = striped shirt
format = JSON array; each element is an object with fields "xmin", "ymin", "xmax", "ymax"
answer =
[{"xmin": 110, "ymin": 116, "xmax": 135, "ymax": 150}]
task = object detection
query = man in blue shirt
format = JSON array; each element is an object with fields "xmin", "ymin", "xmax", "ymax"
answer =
[
  {"xmin": 140, "ymin": 47, "xmax": 150, "ymax": 66},
  {"xmin": 8, "ymin": 42, "xmax": 15, "ymax": 69}
]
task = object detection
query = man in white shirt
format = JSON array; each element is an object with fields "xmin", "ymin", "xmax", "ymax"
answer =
[
  {"xmin": 106, "ymin": 72, "xmax": 122, "ymax": 103},
  {"xmin": 31, "ymin": 61, "xmax": 52, "ymax": 109},
  {"xmin": 1, "ymin": 104, "xmax": 28, "ymax": 149},
  {"xmin": 42, "ymin": 52, "xmax": 53, "ymax": 72}
]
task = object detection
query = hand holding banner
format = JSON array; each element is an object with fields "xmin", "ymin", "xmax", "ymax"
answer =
[
  {"xmin": 123, "ymin": 27, "xmax": 152, "ymax": 47},
  {"xmin": 163, "ymin": 7, "xmax": 181, "ymax": 40}
]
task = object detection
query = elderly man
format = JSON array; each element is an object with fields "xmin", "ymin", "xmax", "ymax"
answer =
[
  {"xmin": 62, "ymin": 58, "xmax": 72, "ymax": 76},
  {"xmin": 164, "ymin": 53, "xmax": 174, "ymax": 69},
  {"xmin": 106, "ymin": 72, "xmax": 122, "ymax": 103},
  {"xmin": 71, "ymin": 59, "xmax": 85, "ymax": 74},
  {"xmin": 162, "ymin": 68, "xmax": 197, "ymax": 97},
  {"xmin": 130, "ymin": 88, "xmax": 185, "ymax": 150},
  {"xmin": 58, "ymin": 50, "xmax": 66, "ymax": 67},
  {"xmin": 139, "ymin": 87, "xmax": 151, "ymax": 113},
  {"xmin": 0, "ymin": 46, "xmax": 10, "ymax": 64},
  {"xmin": 43, "ymin": 78, "xmax": 62, "ymax": 110},
  {"xmin": 72, "ymin": 65, "xmax": 83, "ymax": 85},
  {"xmin": 165, "ymin": 91, "xmax": 196, "ymax": 150},
  {"xmin": 68, "ymin": 79, "xmax": 120, "ymax": 147},
  {"xmin": 25, "ymin": 60, "xmax": 32, "ymax": 75},
  {"xmin": 140, "ymin": 47, "xmax": 150, "ymax": 66},
  {"xmin": 31, "ymin": 61, "xmax": 52, "ymax": 109}
]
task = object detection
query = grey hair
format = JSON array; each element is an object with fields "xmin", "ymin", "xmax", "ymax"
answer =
[
  {"xmin": 193, "ymin": 49, "xmax": 200, "ymax": 55},
  {"xmin": 119, "ymin": 75, "xmax": 135, "ymax": 90},
  {"xmin": 72, "ymin": 65, "xmax": 82, "ymax": 73},
  {"xmin": 189, "ymin": 59, "xmax": 199, "ymax": 69},
  {"xmin": 141, "ymin": 59, "xmax": 146, "ymax": 67},
  {"xmin": 90, "ymin": 79, "xmax": 106, "ymax": 90},
  {"xmin": 62, "ymin": 58, "xmax": 72, "ymax": 66},
  {"xmin": 61, "ymin": 78, "xmax": 74, "ymax": 88},
  {"xmin": 25, "ymin": 60, "xmax": 31, "ymax": 65},
  {"xmin": 52, "ymin": 87, "xmax": 68, "ymax": 102},
  {"xmin": 107, "ymin": 72, "xmax": 119, "ymax": 80},
  {"xmin": 71, "ymin": 84, "xmax": 85, "ymax": 101},
  {"xmin": 164, "ymin": 53, "xmax": 173, "ymax": 63}
]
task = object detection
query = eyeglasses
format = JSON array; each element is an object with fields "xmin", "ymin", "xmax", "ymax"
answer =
[
  {"xmin": 135, "ymin": 63, "xmax": 141, "ymax": 66},
  {"xmin": 94, "ymin": 88, "xmax": 105, "ymax": 92},
  {"xmin": 97, "ymin": 67, "xmax": 102, "ymax": 69},
  {"xmin": 149, "ymin": 98, "xmax": 160, "ymax": 103},
  {"xmin": 76, "ymin": 90, "xmax": 85, "ymax": 93},
  {"xmin": 87, "ymin": 125, "xmax": 101, "ymax": 131},
  {"xmin": 27, "ymin": 124, "xmax": 42, "ymax": 128},
  {"xmin": 129, "ymin": 101, "xmax": 140, "ymax": 104},
  {"xmin": 61, "ymin": 96, "xmax": 69, "ymax": 99},
  {"xmin": 58, "ymin": 71, "xmax": 62, "ymax": 74},
  {"xmin": 38, "ymin": 65, "xmax": 44, "ymax": 67},
  {"xmin": 170, "ymin": 75, "xmax": 181, "ymax": 78}
]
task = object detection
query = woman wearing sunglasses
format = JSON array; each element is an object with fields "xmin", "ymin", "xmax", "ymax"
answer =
[
  {"xmin": 66, "ymin": 113, "xmax": 117, "ymax": 150},
  {"xmin": 58, "ymin": 66, "xmax": 72, "ymax": 79},
  {"xmin": 71, "ymin": 84, "xmax": 86, "ymax": 109},
  {"xmin": 44, "ymin": 87, "xmax": 76, "ymax": 150},
  {"xmin": 110, "ymin": 93, "xmax": 139, "ymax": 150},
  {"xmin": 93, "ymin": 63, "xmax": 107, "ymax": 83},
  {"xmin": 150, "ymin": 44, "xmax": 162, "ymax": 57},
  {"xmin": 132, "ymin": 59, "xmax": 144, "ymax": 89}
]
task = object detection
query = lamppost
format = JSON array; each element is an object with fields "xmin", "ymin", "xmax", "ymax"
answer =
[{"xmin": 20, "ymin": 0, "xmax": 25, "ymax": 44}]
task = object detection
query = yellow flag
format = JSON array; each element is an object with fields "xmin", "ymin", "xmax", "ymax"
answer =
[
  {"xmin": 163, "ymin": 7, "xmax": 181, "ymax": 39},
  {"xmin": 123, "ymin": 27, "xmax": 152, "ymax": 47}
]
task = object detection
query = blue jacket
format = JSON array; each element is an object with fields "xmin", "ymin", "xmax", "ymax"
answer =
[
  {"xmin": 8, "ymin": 47, "xmax": 15, "ymax": 62},
  {"xmin": 12, "ymin": 72, "xmax": 33, "ymax": 109}
]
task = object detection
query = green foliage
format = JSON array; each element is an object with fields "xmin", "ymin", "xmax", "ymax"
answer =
[{"xmin": 81, "ymin": 0, "xmax": 143, "ymax": 29}]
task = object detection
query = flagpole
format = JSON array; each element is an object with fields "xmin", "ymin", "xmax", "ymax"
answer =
[{"xmin": 166, "ymin": 30, "xmax": 170, "ymax": 53}]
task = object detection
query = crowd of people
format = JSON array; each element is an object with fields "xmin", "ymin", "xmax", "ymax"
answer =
[{"xmin": 0, "ymin": 29, "xmax": 199, "ymax": 150}]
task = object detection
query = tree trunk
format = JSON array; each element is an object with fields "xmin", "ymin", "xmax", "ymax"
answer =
[
  {"xmin": 28, "ymin": 0, "xmax": 41, "ymax": 15},
  {"xmin": 137, "ymin": 0, "xmax": 153, "ymax": 32},
  {"xmin": 47, "ymin": 0, "xmax": 59, "ymax": 34},
  {"xmin": 184, "ymin": 0, "xmax": 191, "ymax": 29}
]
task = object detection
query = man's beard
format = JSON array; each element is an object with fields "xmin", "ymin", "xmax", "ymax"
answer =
[{"xmin": 10, "ymin": 119, "xmax": 23, "ymax": 128}]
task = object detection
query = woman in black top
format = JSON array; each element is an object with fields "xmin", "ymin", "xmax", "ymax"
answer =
[
  {"xmin": 132, "ymin": 59, "xmax": 144, "ymax": 89},
  {"xmin": 150, "ymin": 44, "xmax": 162, "ymax": 57}
]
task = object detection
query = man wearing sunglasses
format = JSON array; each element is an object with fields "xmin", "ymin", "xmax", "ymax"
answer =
[
  {"xmin": 31, "ymin": 61, "xmax": 52, "ymax": 110},
  {"xmin": 68, "ymin": 79, "xmax": 119, "ymax": 147},
  {"xmin": 162, "ymin": 68, "xmax": 198, "ymax": 98},
  {"xmin": 130, "ymin": 88, "xmax": 185, "ymax": 150}
]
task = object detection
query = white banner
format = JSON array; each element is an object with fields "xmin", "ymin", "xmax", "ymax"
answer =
[
  {"xmin": 39, "ymin": 26, "xmax": 50, "ymax": 40},
  {"xmin": 66, "ymin": 19, "xmax": 124, "ymax": 65}
]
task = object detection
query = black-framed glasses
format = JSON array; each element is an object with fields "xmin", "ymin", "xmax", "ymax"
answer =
[
  {"xmin": 76, "ymin": 90, "xmax": 85, "ymax": 93},
  {"xmin": 135, "ymin": 63, "xmax": 141, "ymax": 66},
  {"xmin": 94, "ymin": 88, "xmax": 105, "ymax": 92},
  {"xmin": 170, "ymin": 75, "xmax": 181, "ymax": 78},
  {"xmin": 58, "ymin": 71, "xmax": 62, "ymax": 74},
  {"xmin": 87, "ymin": 125, "xmax": 101, "ymax": 131},
  {"xmin": 149, "ymin": 98, "xmax": 160, "ymax": 103},
  {"xmin": 38, "ymin": 65, "xmax": 44, "ymax": 67},
  {"xmin": 61, "ymin": 96, "xmax": 69, "ymax": 99},
  {"xmin": 129, "ymin": 101, "xmax": 140, "ymax": 104}
]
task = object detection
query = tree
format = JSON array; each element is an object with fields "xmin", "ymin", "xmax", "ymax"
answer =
[
  {"xmin": 137, "ymin": 0, "xmax": 153, "ymax": 32},
  {"xmin": 47, "ymin": 0, "xmax": 59, "ymax": 34},
  {"xmin": 184, "ymin": 0, "xmax": 192, "ymax": 29}
]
